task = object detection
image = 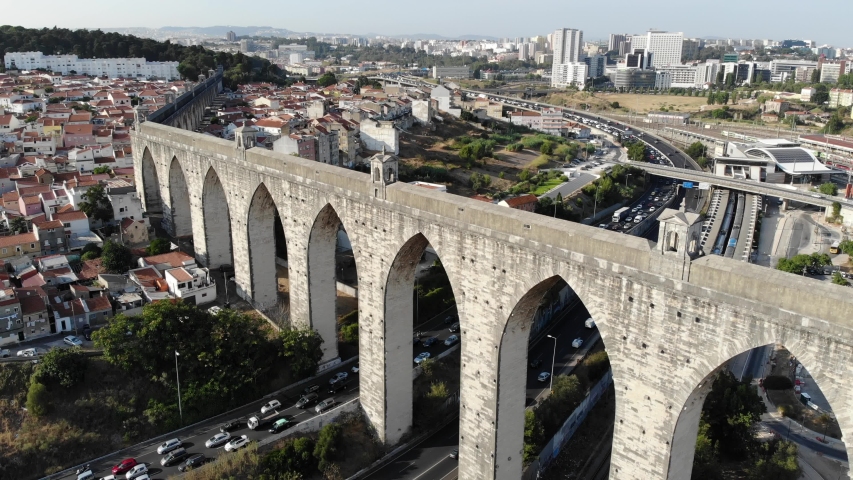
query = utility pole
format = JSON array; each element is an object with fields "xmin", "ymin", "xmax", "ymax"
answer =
[{"xmin": 175, "ymin": 350, "xmax": 183, "ymax": 425}]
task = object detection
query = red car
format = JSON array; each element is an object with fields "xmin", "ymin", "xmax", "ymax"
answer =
[{"xmin": 112, "ymin": 458, "xmax": 138, "ymax": 474}]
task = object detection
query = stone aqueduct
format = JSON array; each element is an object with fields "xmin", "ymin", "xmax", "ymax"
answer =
[{"xmin": 132, "ymin": 121, "xmax": 853, "ymax": 480}]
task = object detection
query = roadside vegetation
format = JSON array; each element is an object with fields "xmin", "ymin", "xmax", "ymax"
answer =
[
  {"xmin": 0, "ymin": 300, "xmax": 323, "ymax": 479},
  {"xmin": 775, "ymin": 252, "xmax": 831, "ymax": 275},
  {"xmin": 692, "ymin": 370, "xmax": 801, "ymax": 480}
]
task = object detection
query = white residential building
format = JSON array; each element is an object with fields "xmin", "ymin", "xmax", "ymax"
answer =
[
  {"xmin": 552, "ymin": 28, "xmax": 584, "ymax": 64},
  {"xmin": 164, "ymin": 267, "xmax": 216, "ymax": 306},
  {"xmin": 551, "ymin": 63, "xmax": 588, "ymax": 89},
  {"xmin": 631, "ymin": 31, "xmax": 684, "ymax": 68},
  {"xmin": 4, "ymin": 52, "xmax": 180, "ymax": 79},
  {"xmin": 655, "ymin": 65, "xmax": 698, "ymax": 88},
  {"xmin": 108, "ymin": 191, "xmax": 146, "ymax": 224}
]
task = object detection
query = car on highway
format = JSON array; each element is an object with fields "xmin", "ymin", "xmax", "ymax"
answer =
[
  {"xmin": 112, "ymin": 458, "xmax": 138, "ymax": 475},
  {"xmin": 205, "ymin": 432, "xmax": 231, "ymax": 448},
  {"xmin": 529, "ymin": 356, "xmax": 543, "ymax": 368},
  {"xmin": 449, "ymin": 322, "xmax": 460, "ymax": 332},
  {"xmin": 351, "ymin": 363, "xmax": 359, "ymax": 373},
  {"xmin": 64, "ymin": 335, "xmax": 83, "ymax": 347},
  {"xmin": 572, "ymin": 337, "xmax": 584, "ymax": 348},
  {"xmin": 76, "ymin": 470, "xmax": 95, "ymax": 480},
  {"xmin": 329, "ymin": 372, "xmax": 348, "ymax": 384},
  {"xmin": 296, "ymin": 393, "xmax": 319, "ymax": 409},
  {"xmin": 316, "ymin": 398, "xmax": 337, "ymax": 413},
  {"xmin": 260, "ymin": 399, "xmax": 281, "ymax": 414},
  {"xmin": 0, "ymin": 348, "xmax": 9, "ymax": 357},
  {"xmin": 444, "ymin": 335, "xmax": 459, "ymax": 346},
  {"xmin": 422, "ymin": 336, "xmax": 439, "ymax": 347},
  {"xmin": 538, "ymin": 372, "xmax": 551, "ymax": 382},
  {"xmin": 157, "ymin": 438, "xmax": 182, "ymax": 454},
  {"xmin": 125, "ymin": 464, "xmax": 148, "ymax": 480},
  {"xmin": 16, "ymin": 347, "xmax": 43, "ymax": 357},
  {"xmin": 450, "ymin": 449, "xmax": 459, "ymax": 459},
  {"xmin": 269, "ymin": 418, "xmax": 293, "ymax": 434},
  {"xmin": 444, "ymin": 314, "xmax": 456, "ymax": 324},
  {"xmin": 160, "ymin": 447, "xmax": 188, "ymax": 466},
  {"xmin": 220, "ymin": 420, "xmax": 240, "ymax": 432},
  {"xmin": 225, "ymin": 435, "xmax": 250, "ymax": 452},
  {"xmin": 178, "ymin": 453, "xmax": 207, "ymax": 472},
  {"xmin": 302, "ymin": 384, "xmax": 320, "ymax": 395},
  {"xmin": 414, "ymin": 352, "xmax": 431, "ymax": 364}
]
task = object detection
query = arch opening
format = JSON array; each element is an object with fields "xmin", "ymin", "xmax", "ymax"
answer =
[
  {"xmin": 140, "ymin": 148, "xmax": 161, "ymax": 213},
  {"xmin": 307, "ymin": 204, "xmax": 359, "ymax": 364},
  {"xmin": 166, "ymin": 157, "xmax": 192, "ymax": 238},
  {"xmin": 245, "ymin": 183, "xmax": 288, "ymax": 313},
  {"xmin": 201, "ymin": 167, "xmax": 233, "ymax": 270},
  {"xmin": 494, "ymin": 275, "xmax": 611, "ymax": 480},
  {"xmin": 675, "ymin": 344, "xmax": 849, "ymax": 480}
]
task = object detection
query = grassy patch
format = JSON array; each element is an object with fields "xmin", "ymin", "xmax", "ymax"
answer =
[
  {"xmin": 527, "ymin": 154, "xmax": 552, "ymax": 170},
  {"xmin": 532, "ymin": 178, "xmax": 565, "ymax": 195}
]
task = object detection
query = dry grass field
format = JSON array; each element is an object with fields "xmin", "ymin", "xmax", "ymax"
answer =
[{"xmin": 542, "ymin": 91, "xmax": 752, "ymax": 114}]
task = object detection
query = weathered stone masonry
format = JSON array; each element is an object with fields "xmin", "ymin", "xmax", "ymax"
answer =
[{"xmin": 133, "ymin": 122, "xmax": 853, "ymax": 480}]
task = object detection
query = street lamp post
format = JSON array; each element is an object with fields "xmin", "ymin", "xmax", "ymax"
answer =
[
  {"xmin": 547, "ymin": 335, "xmax": 558, "ymax": 392},
  {"xmin": 625, "ymin": 173, "xmax": 632, "ymax": 188},
  {"xmin": 593, "ymin": 185, "xmax": 601, "ymax": 219},
  {"xmin": 175, "ymin": 350, "xmax": 183, "ymax": 425}
]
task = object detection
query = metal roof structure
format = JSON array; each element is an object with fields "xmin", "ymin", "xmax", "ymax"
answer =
[{"xmin": 743, "ymin": 147, "xmax": 832, "ymax": 175}]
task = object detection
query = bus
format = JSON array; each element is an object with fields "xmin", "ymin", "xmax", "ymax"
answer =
[{"xmin": 830, "ymin": 241, "xmax": 841, "ymax": 254}]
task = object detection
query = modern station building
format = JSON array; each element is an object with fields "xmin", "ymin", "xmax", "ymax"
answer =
[{"xmin": 713, "ymin": 138, "xmax": 833, "ymax": 183}]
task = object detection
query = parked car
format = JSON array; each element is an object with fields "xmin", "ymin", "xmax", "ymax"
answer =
[
  {"xmin": 269, "ymin": 418, "xmax": 292, "ymax": 434},
  {"xmin": 125, "ymin": 464, "xmax": 148, "ymax": 480},
  {"xmin": 205, "ymin": 432, "xmax": 231, "ymax": 448},
  {"xmin": 156, "ymin": 438, "xmax": 182, "ymax": 455},
  {"xmin": 160, "ymin": 447, "xmax": 188, "ymax": 466},
  {"xmin": 178, "ymin": 453, "xmax": 207, "ymax": 472},
  {"xmin": 296, "ymin": 393, "xmax": 319, "ymax": 409},
  {"xmin": 444, "ymin": 335, "xmax": 459, "ymax": 346},
  {"xmin": 112, "ymin": 458, "xmax": 138, "ymax": 475},
  {"xmin": 422, "ymin": 337, "xmax": 438, "ymax": 347},
  {"xmin": 64, "ymin": 335, "xmax": 83, "ymax": 347},
  {"xmin": 220, "ymin": 420, "xmax": 240, "ymax": 432},
  {"xmin": 260, "ymin": 399, "xmax": 281, "ymax": 414},
  {"xmin": 572, "ymin": 337, "xmax": 584, "ymax": 348},
  {"xmin": 224, "ymin": 435, "xmax": 250, "ymax": 453},
  {"xmin": 414, "ymin": 352, "xmax": 431, "ymax": 364},
  {"xmin": 538, "ymin": 372, "xmax": 551, "ymax": 382},
  {"xmin": 0, "ymin": 348, "xmax": 9, "ymax": 358},
  {"xmin": 329, "ymin": 372, "xmax": 348, "ymax": 384},
  {"xmin": 316, "ymin": 398, "xmax": 336, "ymax": 413}
]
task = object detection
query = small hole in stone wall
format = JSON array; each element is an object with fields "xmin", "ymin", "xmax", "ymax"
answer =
[
  {"xmin": 677, "ymin": 311, "xmax": 682, "ymax": 318},
  {"xmin": 695, "ymin": 317, "xmax": 701, "ymax": 323},
  {"xmin": 642, "ymin": 343, "xmax": 647, "ymax": 349},
  {"xmin": 649, "ymin": 303, "xmax": 655, "ymax": 309},
  {"xmin": 628, "ymin": 296, "xmax": 634, "ymax": 302}
]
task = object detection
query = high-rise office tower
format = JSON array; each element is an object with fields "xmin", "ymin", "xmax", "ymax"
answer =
[
  {"xmin": 631, "ymin": 31, "xmax": 684, "ymax": 68},
  {"xmin": 609, "ymin": 34, "xmax": 627, "ymax": 53},
  {"xmin": 553, "ymin": 28, "xmax": 584, "ymax": 64}
]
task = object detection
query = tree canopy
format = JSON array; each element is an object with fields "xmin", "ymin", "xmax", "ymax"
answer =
[
  {"xmin": 79, "ymin": 184, "xmax": 113, "ymax": 223},
  {"xmin": 100, "ymin": 240, "xmax": 133, "ymax": 273},
  {"xmin": 0, "ymin": 25, "xmax": 286, "ymax": 89}
]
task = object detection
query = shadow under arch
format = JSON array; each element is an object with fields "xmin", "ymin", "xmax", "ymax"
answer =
[
  {"xmin": 669, "ymin": 343, "xmax": 850, "ymax": 480},
  {"xmin": 201, "ymin": 166, "xmax": 233, "ymax": 269},
  {"xmin": 245, "ymin": 182, "xmax": 284, "ymax": 309},
  {"xmin": 167, "ymin": 156, "xmax": 192, "ymax": 238},
  {"xmin": 378, "ymin": 231, "xmax": 462, "ymax": 444},
  {"xmin": 494, "ymin": 274, "xmax": 607, "ymax": 480},
  {"xmin": 140, "ymin": 147, "xmax": 161, "ymax": 213},
  {"xmin": 307, "ymin": 203, "xmax": 358, "ymax": 363}
]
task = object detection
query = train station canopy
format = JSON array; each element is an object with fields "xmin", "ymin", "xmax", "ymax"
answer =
[{"xmin": 743, "ymin": 146, "xmax": 832, "ymax": 176}]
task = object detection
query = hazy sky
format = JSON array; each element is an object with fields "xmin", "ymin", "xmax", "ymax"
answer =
[{"xmin": 13, "ymin": 0, "xmax": 850, "ymax": 46}]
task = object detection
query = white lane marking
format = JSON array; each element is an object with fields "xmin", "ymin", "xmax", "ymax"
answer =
[
  {"xmin": 398, "ymin": 461, "xmax": 415, "ymax": 473},
  {"xmin": 740, "ymin": 349, "xmax": 753, "ymax": 382},
  {"xmin": 438, "ymin": 467, "xmax": 458, "ymax": 480},
  {"xmin": 412, "ymin": 456, "xmax": 453, "ymax": 480}
]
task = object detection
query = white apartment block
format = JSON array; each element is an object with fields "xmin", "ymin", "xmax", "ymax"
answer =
[
  {"xmin": 631, "ymin": 31, "xmax": 684, "ymax": 68},
  {"xmin": 655, "ymin": 65, "xmax": 698, "ymax": 88},
  {"xmin": 552, "ymin": 28, "xmax": 584, "ymax": 64},
  {"xmin": 820, "ymin": 62, "xmax": 850, "ymax": 84},
  {"xmin": 4, "ymin": 52, "xmax": 180, "ymax": 79},
  {"xmin": 551, "ymin": 63, "xmax": 588, "ymax": 89},
  {"xmin": 829, "ymin": 89, "xmax": 853, "ymax": 108}
]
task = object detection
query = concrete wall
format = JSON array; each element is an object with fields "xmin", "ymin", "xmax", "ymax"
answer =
[{"xmin": 133, "ymin": 122, "xmax": 853, "ymax": 480}]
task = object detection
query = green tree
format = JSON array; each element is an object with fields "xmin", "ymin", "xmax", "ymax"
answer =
[
  {"xmin": 26, "ymin": 380, "xmax": 51, "ymax": 417},
  {"xmin": 839, "ymin": 239, "xmax": 853, "ymax": 256},
  {"xmin": 314, "ymin": 423, "xmax": 343, "ymax": 472},
  {"xmin": 317, "ymin": 72, "xmax": 337, "ymax": 87},
  {"xmin": 100, "ymin": 240, "xmax": 133, "ymax": 273},
  {"xmin": 819, "ymin": 182, "xmax": 838, "ymax": 196},
  {"xmin": 93, "ymin": 166, "xmax": 111, "ymax": 175},
  {"xmin": 82, "ymin": 242, "xmax": 102, "ymax": 257},
  {"xmin": 832, "ymin": 201, "xmax": 841, "ymax": 219},
  {"xmin": 627, "ymin": 141, "xmax": 647, "ymax": 162},
  {"xmin": 540, "ymin": 140, "xmax": 554, "ymax": 155},
  {"xmin": 747, "ymin": 441, "xmax": 801, "ymax": 480},
  {"xmin": 811, "ymin": 84, "xmax": 829, "ymax": 105},
  {"xmin": 262, "ymin": 437, "xmax": 317, "ymax": 476},
  {"xmin": 79, "ymin": 184, "xmax": 114, "ymax": 223},
  {"xmin": 280, "ymin": 328, "xmax": 324, "ymax": 379},
  {"xmin": 33, "ymin": 347, "xmax": 89, "ymax": 388},
  {"xmin": 518, "ymin": 169, "xmax": 531, "ymax": 182},
  {"xmin": 701, "ymin": 371, "xmax": 766, "ymax": 460},
  {"xmin": 776, "ymin": 252, "xmax": 831, "ymax": 274},
  {"xmin": 610, "ymin": 101, "xmax": 620, "ymax": 108},
  {"xmin": 8, "ymin": 216, "xmax": 27, "ymax": 234},
  {"xmin": 831, "ymin": 272, "xmax": 849, "ymax": 286},
  {"xmin": 685, "ymin": 142, "xmax": 706, "ymax": 160},
  {"xmin": 146, "ymin": 237, "xmax": 171, "ymax": 256},
  {"xmin": 340, "ymin": 322, "xmax": 358, "ymax": 343}
]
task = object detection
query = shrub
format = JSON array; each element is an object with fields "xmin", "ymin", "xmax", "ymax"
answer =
[
  {"xmin": 763, "ymin": 375, "xmax": 794, "ymax": 390},
  {"xmin": 340, "ymin": 323, "xmax": 358, "ymax": 344},
  {"xmin": 26, "ymin": 381, "xmax": 51, "ymax": 416},
  {"xmin": 819, "ymin": 182, "xmax": 838, "ymax": 196}
]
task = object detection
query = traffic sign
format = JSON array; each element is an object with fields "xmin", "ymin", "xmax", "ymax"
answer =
[
  {"xmin": 698, "ymin": 182, "xmax": 711, "ymax": 190},
  {"xmin": 682, "ymin": 182, "xmax": 694, "ymax": 188}
]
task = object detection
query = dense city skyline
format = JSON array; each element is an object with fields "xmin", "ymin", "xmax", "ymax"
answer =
[{"xmin": 15, "ymin": 0, "xmax": 851, "ymax": 45}]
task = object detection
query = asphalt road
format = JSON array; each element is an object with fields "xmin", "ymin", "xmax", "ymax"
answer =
[{"xmin": 365, "ymin": 301, "xmax": 598, "ymax": 480}]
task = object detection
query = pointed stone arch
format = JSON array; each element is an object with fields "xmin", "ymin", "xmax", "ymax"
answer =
[
  {"xmin": 245, "ymin": 183, "xmax": 281, "ymax": 308},
  {"xmin": 166, "ymin": 157, "xmax": 192, "ymax": 238},
  {"xmin": 201, "ymin": 166, "xmax": 233, "ymax": 268},
  {"xmin": 140, "ymin": 147, "xmax": 161, "ymax": 213}
]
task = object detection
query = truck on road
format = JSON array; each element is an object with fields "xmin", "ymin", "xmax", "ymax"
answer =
[
  {"xmin": 612, "ymin": 207, "xmax": 629, "ymax": 223},
  {"xmin": 248, "ymin": 410, "xmax": 284, "ymax": 430}
]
